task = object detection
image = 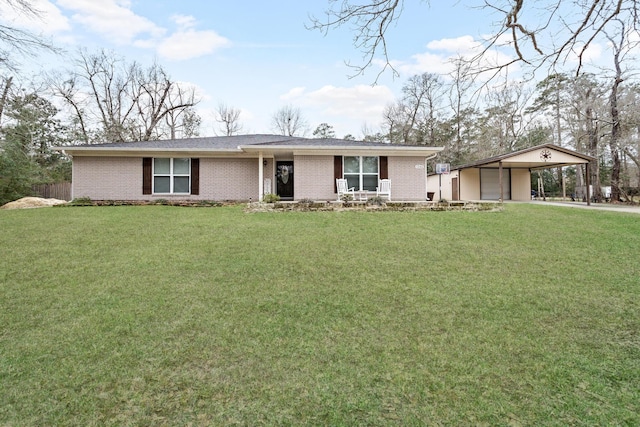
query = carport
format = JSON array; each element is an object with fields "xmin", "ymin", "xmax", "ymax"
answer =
[{"xmin": 430, "ymin": 144, "xmax": 596, "ymax": 204}]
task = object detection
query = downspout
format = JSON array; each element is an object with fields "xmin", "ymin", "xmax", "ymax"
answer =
[
  {"xmin": 68, "ymin": 151, "xmax": 74, "ymax": 201},
  {"xmin": 425, "ymin": 153, "xmax": 438, "ymax": 201}
]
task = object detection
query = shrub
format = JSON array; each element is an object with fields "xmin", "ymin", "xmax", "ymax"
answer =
[
  {"xmin": 69, "ymin": 197, "xmax": 93, "ymax": 206},
  {"xmin": 262, "ymin": 193, "xmax": 280, "ymax": 203},
  {"xmin": 196, "ymin": 200, "xmax": 222, "ymax": 207},
  {"xmin": 366, "ymin": 196, "xmax": 385, "ymax": 206}
]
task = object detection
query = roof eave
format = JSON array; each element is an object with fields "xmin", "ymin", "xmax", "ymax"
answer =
[
  {"xmin": 53, "ymin": 144, "xmax": 445, "ymax": 158},
  {"xmin": 52, "ymin": 147, "xmax": 244, "ymax": 157},
  {"xmin": 240, "ymin": 145, "xmax": 444, "ymax": 156}
]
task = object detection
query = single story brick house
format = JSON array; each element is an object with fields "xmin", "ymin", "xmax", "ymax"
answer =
[
  {"xmin": 57, "ymin": 135, "xmax": 444, "ymax": 202},
  {"xmin": 427, "ymin": 144, "xmax": 596, "ymax": 203}
]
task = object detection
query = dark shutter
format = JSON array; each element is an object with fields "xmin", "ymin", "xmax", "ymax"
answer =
[
  {"xmin": 334, "ymin": 156, "xmax": 342, "ymax": 192},
  {"xmin": 380, "ymin": 156, "xmax": 388, "ymax": 180},
  {"xmin": 191, "ymin": 158, "xmax": 200, "ymax": 195},
  {"xmin": 142, "ymin": 157, "xmax": 152, "ymax": 195}
]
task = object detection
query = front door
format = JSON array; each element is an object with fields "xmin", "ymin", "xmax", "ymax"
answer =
[{"xmin": 276, "ymin": 161, "xmax": 294, "ymax": 199}]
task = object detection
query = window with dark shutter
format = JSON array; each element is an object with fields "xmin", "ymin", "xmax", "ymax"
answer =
[
  {"xmin": 191, "ymin": 158, "xmax": 200, "ymax": 195},
  {"xmin": 334, "ymin": 156, "xmax": 342, "ymax": 192},
  {"xmin": 380, "ymin": 156, "xmax": 388, "ymax": 180},
  {"xmin": 142, "ymin": 158, "xmax": 152, "ymax": 195}
]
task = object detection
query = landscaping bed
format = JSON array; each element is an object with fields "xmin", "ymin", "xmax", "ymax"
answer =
[{"xmin": 245, "ymin": 200, "xmax": 502, "ymax": 212}]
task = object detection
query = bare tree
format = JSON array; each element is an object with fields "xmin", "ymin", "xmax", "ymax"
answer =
[
  {"xmin": 447, "ymin": 57, "xmax": 477, "ymax": 162},
  {"xmin": 310, "ymin": 1, "xmax": 640, "ymax": 79},
  {"xmin": 271, "ymin": 104, "xmax": 308, "ymax": 136},
  {"xmin": 50, "ymin": 49, "xmax": 199, "ymax": 143},
  {"xmin": 361, "ymin": 122, "xmax": 387, "ymax": 142},
  {"xmin": 164, "ymin": 106, "xmax": 201, "ymax": 140},
  {"xmin": 382, "ymin": 73, "xmax": 445, "ymax": 145},
  {"xmin": 214, "ymin": 103, "xmax": 243, "ymax": 136},
  {"xmin": 133, "ymin": 62, "xmax": 199, "ymax": 141},
  {"xmin": 0, "ymin": 0, "xmax": 58, "ymax": 71},
  {"xmin": 479, "ymin": 81, "xmax": 532, "ymax": 154},
  {"xmin": 404, "ymin": 72, "xmax": 445, "ymax": 144},
  {"xmin": 620, "ymin": 84, "xmax": 640, "ymax": 189},
  {"xmin": 383, "ymin": 101, "xmax": 405, "ymax": 143},
  {"xmin": 567, "ymin": 74, "xmax": 606, "ymax": 202},
  {"xmin": 308, "ymin": 0, "xmax": 404, "ymax": 79},
  {"xmin": 603, "ymin": 19, "xmax": 637, "ymax": 202}
]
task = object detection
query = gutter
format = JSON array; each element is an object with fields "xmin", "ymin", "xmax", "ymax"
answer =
[
  {"xmin": 51, "ymin": 146, "xmax": 244, "ymax": 157},
  {"xmin": 425, "ymin": 152, "xmax": 438, "ymax": 200}
]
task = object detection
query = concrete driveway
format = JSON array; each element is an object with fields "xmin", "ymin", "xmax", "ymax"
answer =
[{"xmin": 531, "ymin": 200, "xmax": 640, "ymax": 215}]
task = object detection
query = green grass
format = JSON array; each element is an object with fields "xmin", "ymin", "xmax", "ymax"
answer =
[{"xmin": 1, "ymin": 204, "xmax": 639, "ymax": 426}]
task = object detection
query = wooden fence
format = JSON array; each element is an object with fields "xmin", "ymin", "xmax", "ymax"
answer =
[{"xmin": 31, "ymin": 182, "xmax": 72, "ymax": 201}]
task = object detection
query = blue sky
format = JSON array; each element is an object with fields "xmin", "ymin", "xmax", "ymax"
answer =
[{"xmin": 1, "ymin": 1, "xmax": 609, "ymax": 138}]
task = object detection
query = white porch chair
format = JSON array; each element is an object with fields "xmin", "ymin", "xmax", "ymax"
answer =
[
  {"xmin": 336, "ymin": 178, "xmax": 356, "ymax": 201},
  {"xmin": 263, "ymin": 178, "xmax": 272, "ymax": 195},
  {"xmin": 376, "ymin": 179, "xmax": 391, "ymax": 200}
]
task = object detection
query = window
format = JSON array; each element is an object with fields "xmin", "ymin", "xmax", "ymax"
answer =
[
  {"xmin": 153, "ymin": 158, "xmax": 191, "ymax": 194},
  {"xmin": 344, "ymin": 156, "xmax": 378, "ymax": 191}
]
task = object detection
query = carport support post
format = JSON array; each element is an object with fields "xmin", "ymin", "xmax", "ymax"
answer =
[
  {"xmin": 585, "ymin": 162, "xmax": 591, "ymax": 206},
  {"xmin": 499, "ymin": 161, "xmax": 504, "ymax": 203}
]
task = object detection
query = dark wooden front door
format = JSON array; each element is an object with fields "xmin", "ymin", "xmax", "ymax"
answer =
[{"xmin": 276, "ymin": 161, "xmax": 294, "ymax": 199}]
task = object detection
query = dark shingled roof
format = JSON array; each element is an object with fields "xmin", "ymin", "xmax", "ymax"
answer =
[
  {"xmin": 59, "ymin": 134, "xmax": 425, "ymax": 149},
  {"xmin": 71, "ymin": 135, "xmax": 301, "ymax": 150},
  {"xmin": 248, "ymin": 137, "xmax": 396, "ymax": 147}
]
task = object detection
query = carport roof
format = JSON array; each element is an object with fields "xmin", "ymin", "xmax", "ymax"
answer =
[{"xmin": 455, "ymin": 144, "xmax": 596, "ymax": 170}]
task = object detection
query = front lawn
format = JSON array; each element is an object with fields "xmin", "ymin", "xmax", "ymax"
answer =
[{"xmin": 1, "ymin": 204, "xmax": 638, "ymax": 425}]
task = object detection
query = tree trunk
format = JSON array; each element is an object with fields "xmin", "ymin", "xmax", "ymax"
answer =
[
  {"xmin": 608, "ymin": 27, "xmax": 624, "ymax": 203},
  {"xmin": 0, "ymin": 76, "xmax": 13, "ymax": 128},
  {"xmin": 609, "ymin": 81, "xmax": 622, "ymax": 202},
  {"xmin": 585, "ymin": 104, "xmax": 603, "ymax": 202}
]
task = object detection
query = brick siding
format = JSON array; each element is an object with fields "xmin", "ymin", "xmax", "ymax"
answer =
[{"xmin": 72, "ymin": 155, "xmax": 428, "ymax": 201}]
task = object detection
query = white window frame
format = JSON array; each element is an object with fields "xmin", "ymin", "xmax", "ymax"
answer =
[
  {"xmin": 343, "ymin": 156, "xmax": 379, "ymax": 191},
  {"xmin": 153, "ymin": 158, "xmax": 191, "ymax": 194}
]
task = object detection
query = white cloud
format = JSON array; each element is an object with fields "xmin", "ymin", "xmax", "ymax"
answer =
[
  {"xmin": 304, "ymin": 85, "xmax": 395, "ymax": 116},
  {"xmin": 56, "ymin": 0, "xmax": 164, "ymax": 44},
  {"xmin": 280, "ymin": 87, "xmax": 306, "ymax": 100},
  {"xmin": 157, "ymin": 28, "xmax": 230, "ymax": 61},
  {"xmin": 427, "ymin": 35, "xmax": 480, "ymax": 54},
  {"xmin": 156, "ymin": 15, "xmax": 231, "ymax": 61},
  {"xmin": 388, "ymin": 52, "xmax": 454, "ymax": 76},
  {"xmin": 52, "ymin": 2, "xmax": 230, "ymax": 60},
  {"xmin": 387, "ymin": 35, "xmax": 521, "ymax": 80},
  {"xmin": 171, "ymin": 14, "xmax": 197, "ymax": 29},
  {"xmin": 280, "ymin": 84, "xmax": 395, "ymax": 136},
  {"xmin": 385, "ymin": 35, "xmax": 483, "ymax": 77}
]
